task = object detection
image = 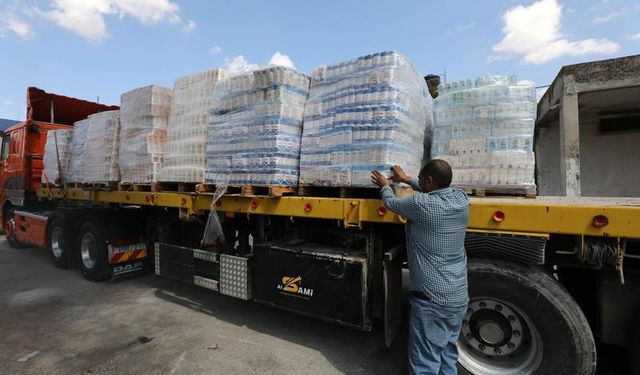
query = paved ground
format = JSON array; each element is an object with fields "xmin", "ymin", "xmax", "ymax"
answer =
[{"xmin": 0, "ymin": 237, "xmax": 409, "ymax": 375}]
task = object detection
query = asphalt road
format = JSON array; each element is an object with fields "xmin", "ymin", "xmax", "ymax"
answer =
[{"xmin": 0, "ymin": 237, "xmax": 409, "ymax": 375}]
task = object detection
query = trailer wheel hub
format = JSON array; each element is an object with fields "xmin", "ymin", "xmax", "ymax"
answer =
[
  {"xmin": 51, "ymin": 226, "xmax": 64, "ymax": 258},
  {"xmin": 458, "ymin": 298, "xmax": 543, "ymax": 375},
  {"xmin": 80, "ymin": 232, "xmax": 98, "ymax": 269}
]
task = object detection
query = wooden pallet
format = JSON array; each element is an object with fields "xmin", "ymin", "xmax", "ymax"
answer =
[
  {"xmin": 118, "ymin": 183, "xmax": 154, "ymax": 192},
  {"xmin": 87, "ymin": 182, "xmax": 118, "ymax": 191},
  {"xmin": 297, "ymin": 185, "xmax": 380, "ymax": 199},
  {"xmin": 153, "ymin": 182, "xmax": 197, "ymax": 193},
  {"xmin": 457, "ymin": 184, "xmax": 537, "ymax": 198},
  {"xmin": 195, "ymin": 184, "xmax": 296, "ymax": 197}
]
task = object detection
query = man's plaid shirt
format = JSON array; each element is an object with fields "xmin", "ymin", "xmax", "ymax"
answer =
[{"xmin": 380, "ymin": 179, "xmax": 469, "ymax": 307}]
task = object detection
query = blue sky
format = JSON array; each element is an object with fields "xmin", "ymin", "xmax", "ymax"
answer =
[{"xmin": 0, "ymin": 0, "xmax": 638, "ymax": 120}]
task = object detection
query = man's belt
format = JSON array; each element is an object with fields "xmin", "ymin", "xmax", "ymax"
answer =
[{"xmin": 410, "ymin": 290, "xmax": 431, "ymax": 301}]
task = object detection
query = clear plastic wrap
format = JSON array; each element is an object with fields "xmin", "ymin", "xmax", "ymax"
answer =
[
  {"xmin": 299, "ymin": 51, "xmax": 432, "ymax": 187},
  {"xmin": 159, "ymin": 69, "xmax": 227, "ymax": 183},
  {"xmin": 68, "ymin": 119, "xmax": 90, "ymax": 183},
  {"xmin": 119, "ymin": 85, "xmax": 173, "ymax": 183},
  {"xmin": 41, "ymin": 129, "xmax": 73, "ymax": 185},
  {"xmin": 432, "ymin": 75, "xmax": 536, "ymax": 189},
  {"xmin": 205, "ymin": 66, "xmax": 310, "ymax": 186},
  {"xmin": 84, "ymin": 110, "xmax": 120, "ymax": 183}
]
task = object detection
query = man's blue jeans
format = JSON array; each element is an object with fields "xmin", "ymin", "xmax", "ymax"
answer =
[{"xmin": 408, "ymin": 294, "xmax": 467, "ymax": 375}]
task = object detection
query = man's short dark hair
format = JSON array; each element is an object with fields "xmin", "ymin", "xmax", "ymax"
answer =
[{"xmin": 420, "ymin": 159, "xmax": 452, "ymax": 188}]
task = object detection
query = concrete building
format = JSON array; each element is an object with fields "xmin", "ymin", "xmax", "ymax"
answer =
[{"xmin": 536, "ymin": 55, "xmax": 640, "ymax": 197}]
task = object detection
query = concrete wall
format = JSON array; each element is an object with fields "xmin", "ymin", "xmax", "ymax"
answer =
[
  {"xmin": 535, "ymin": 123, "xmax": 563, "ymax": 196},
  {"xmin": 579, "ymin": 116, "xmax": 640, "ymax": 197}
]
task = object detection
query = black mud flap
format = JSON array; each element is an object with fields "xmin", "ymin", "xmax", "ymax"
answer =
[
  {"xmin": 383, "ymin": 245, "xmax": 404, "ymax": 348},
  {"xmin": 111, "ymin": 260, "xmax": 146, "ymax": 280}
]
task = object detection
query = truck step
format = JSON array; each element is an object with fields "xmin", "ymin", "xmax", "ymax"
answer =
[{"xmin": 196, "ymin": 184, "xmax": 296, "ymax": 197}]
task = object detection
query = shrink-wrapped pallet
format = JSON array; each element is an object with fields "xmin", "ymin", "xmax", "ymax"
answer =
[
  {"xmin": 205, "ymin": 66, "xmax": 310, "ymax": 186},
  {"xmin": 41, "ymin": 129, "xmax": 73, "ymax": 185},
  {"xmin": 432, "ymin": 75, "xmax": 536, "ymax": 191},
  {"xmin": 299, "ymin": 51, "xmax": 432, "ymax": 187},
  {"xmin": 84, "ymin": 110, "xmax": 120, "ymax": 183},
  {"xmin": 68, "ymin": 119, "xmax": 90, "ymax": 183},
  {"xmin": 159, "ymin": 69, "xmax": 227, "ymax": 183},
  {"xmin": 119, "ymin": 85, "xmax": 173, "ymax": 183}
]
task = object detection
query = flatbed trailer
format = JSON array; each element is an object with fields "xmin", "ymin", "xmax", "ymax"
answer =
[{"xmin": 17, "ymin": 185, "xmax": 639, "ymax": 375}]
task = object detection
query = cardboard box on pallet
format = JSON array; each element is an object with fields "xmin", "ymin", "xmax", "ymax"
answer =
[
  {"xmin": 84, "ymin": 110, "xmax": 120, "ymax": 183},
  {"xmin": 41, "ymin": 129, "xmax": 73, "ymax": 185},
  {"xmin": 432, "ymin": 75, "xmax": 536, "ymax": 192},
  {"xmin": 205, "ymin": 66, "xmax": 310, "ymax": 187},
  {"xmin": 119, "ymin": 85, "xmax": 173, "ymax": 183},
  {"xmin": 159, "ymin": 69, "xmax": 227, "ymax": 183},
  {"xmin": 299, "ymin": 51, "xmax": 432, "ymax": 187}
]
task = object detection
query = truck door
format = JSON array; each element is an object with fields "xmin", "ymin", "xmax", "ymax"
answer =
[
  {"xmin": 0, "ymin": 132, "xmax": 10, "ymax": 221},
  {"xmin": 0, "ymin": 128, "xmax": 26, "ymax": 214}
]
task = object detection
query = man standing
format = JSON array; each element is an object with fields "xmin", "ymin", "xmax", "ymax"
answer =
[{"xmin": 371, "ymin": 160, "xmax": 469, "ymax": 375}]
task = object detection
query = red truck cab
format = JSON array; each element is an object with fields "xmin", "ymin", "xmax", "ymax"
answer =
[{"xmin": 0, "ymin": 87, "xmax": 117, "ymax": 244}]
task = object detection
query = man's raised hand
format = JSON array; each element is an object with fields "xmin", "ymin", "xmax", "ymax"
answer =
[
  {"xmin": 390, "ymin": 165, "xmax": 411, "ymax": 184},
  {"xmin": 371, "ymin": 170, "xmax": 390, "ymax": 187}
]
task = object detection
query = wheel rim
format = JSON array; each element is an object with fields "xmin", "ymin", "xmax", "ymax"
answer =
[
  {"xmin": 5, "ymin": 215, "xmax": 15, "ymax": 239},
  {"xmin": 458, "ymin": 297, "xmax": 543, "ymax": 375},
  {"xmin": 51, "ymin": 226, "xmax": 64, "ymax": 258},
  {"xmin": 80, "ymin": 232, "xmax": 98, "ymax": 269}
]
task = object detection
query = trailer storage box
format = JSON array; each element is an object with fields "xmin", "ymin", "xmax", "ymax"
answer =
[
  {"xmin": 205, "ymin": 66, "xmax": 310, "ymax": 186},
  {"xmin": 42, "ymin": 129, "xmax": 73, "ymax": 185},
  {"xmin": 119, "ymin": 85, "xmax": 173, "ymax": 183},
  {"xmin": 84, "ymin": 110, "xmax": 120, "ymax": 183},
  {"xmin": 299, "ymin": 51, "xmax": 432, "ymax": 187},
  {"xmin": 253, "ymin": 240, "xmax": 368, "ymax": 330},
  {"xmin": 432, "ymin": 75, "xmax": 537, "ymax": 193},
  {"xmin": 160, "ymin": 69, "xmax": 227, "ymax": 183}
]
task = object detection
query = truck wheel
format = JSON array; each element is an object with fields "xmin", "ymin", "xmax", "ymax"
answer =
[
  {"xmin": 4, "ymin": 208, "xmax": 24, "ymax": 248},
  {"xmin": 76, "ymin": 221, "xmax": 110, "ymax": 281},
  {"xmin": 457, "ymin": 259, "xmax": 596, "ymax": 375},
  {"xmin": 47, "ymin": 218, "xmax": 71, "ymax": 268}
]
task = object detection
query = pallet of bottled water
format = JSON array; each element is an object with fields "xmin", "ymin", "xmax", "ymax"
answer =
[
  {"xmin": 67, "ymin": 118, "xmax": 89, "ymax": 184},
  {"xmin": 83, "ymin": 110, "xmax": 120, "ymax": 183},
  {"xmin": 119, "ymin": 85, "xmax": 173, "ymax": 183},
  {"xmin": 299, "ymin": 51, "xmax": 432, "ymax": 187},
  {"xmin": 205, "ymin": 66, "xmax": 310, "ymax": 186},
  {"xmin": 432, "ymin": 75, "xmax": 537, "ymax": 195},
  {"xmin": 160, "ymin": 69, "xmax": 227, "ymax": 183},
  {"xmin": 42, "ymin": 129, "xmax": 73, "ymax": 185}
]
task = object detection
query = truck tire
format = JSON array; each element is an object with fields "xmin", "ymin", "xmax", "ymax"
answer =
[
  {"xmin": 47, "ymin": 217, "xmax": 71, "ymax": 268},
  {"xmin": 457, "ymin": 259, "xmax": 596, "ymax": 375},
  {"xmin": 76, "ymin": 221, "xmax": 110, "ymax": 281},
  {"xmin": 4, "ymin": 208, "xmax": 24, "ymax": 248}
]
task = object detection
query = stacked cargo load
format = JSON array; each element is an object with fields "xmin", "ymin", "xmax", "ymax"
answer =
[
  {"xmin": 159, "ymin": 69, "xmax": 227, "ymax": 183},
  {"xmin": 67, "ymin": 119, "xmax": 90, "ymax": 183},
  {"xmin": 205, "ymin": 66, "xmax": 310, "ymax": 186},
  {"xmin": 41, "ymin": 129, "xmax": 73, "ymax": 185},
  {"xmin": 432, "ymin": 75, "xmax": 536, "ymax": 194},
  {"xmin": 119, "ymin": 85, "xmax": 173, "ymax": 183},
  {"xmin": 299, "ymin": 51, "xmax": 432, "ymax": 187},
  {"xmin": 84, "ymin": 110, "xmax": 120, "ymax": 183}
]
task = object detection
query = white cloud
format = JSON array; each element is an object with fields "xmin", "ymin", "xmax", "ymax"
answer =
[
  {"xmin": 594, "ymin": 11, "xmax": 625, "ymax": 23},
  {"xmin": 517, "ymin": 80, "xmax": 535, "ymax": 86},
  {"xmin": 184, "ymin": 19, "xmax": 196, "ymax": 32},
  {"xmin": 0, "ymin": 12, "xmax": 33, "ymax": 39},
  {"xmin": 224, "ymin": 55, "xmax": 259, "ymax": 73},
  {"xmin": 210, "ymin": 46, "xmax": 222, "ymax": 54},
  {"xmin": 447, "ymin": 22, "xmax": 475, "ymax": 36},
  {"xmin": 626, "ymin": 33, "xmax": 640, "ymax": 41},
  {"xmin": 42, "ymin": 0, "xmax": 185, "ymax": 42},
  {"xmin": 491, "ymin": 0, "xmax": 620, "ymax": 64},
  {"xmin": 2, "ymin": 99, "xmax": 14, "ymax": 106},
  {"xmin": 268, "ymin": 51, "xmax": 295, "ymax": 68}
]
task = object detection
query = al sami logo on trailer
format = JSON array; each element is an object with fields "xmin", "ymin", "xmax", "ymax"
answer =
[{"xmin": 277, "ymin": 276, "xmax": 314, "ymax": 299}]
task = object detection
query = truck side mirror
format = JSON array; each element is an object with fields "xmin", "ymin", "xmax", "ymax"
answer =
[{"xmin": 27, "ymin": 123, "xmax": 41, "ymax": 134}]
